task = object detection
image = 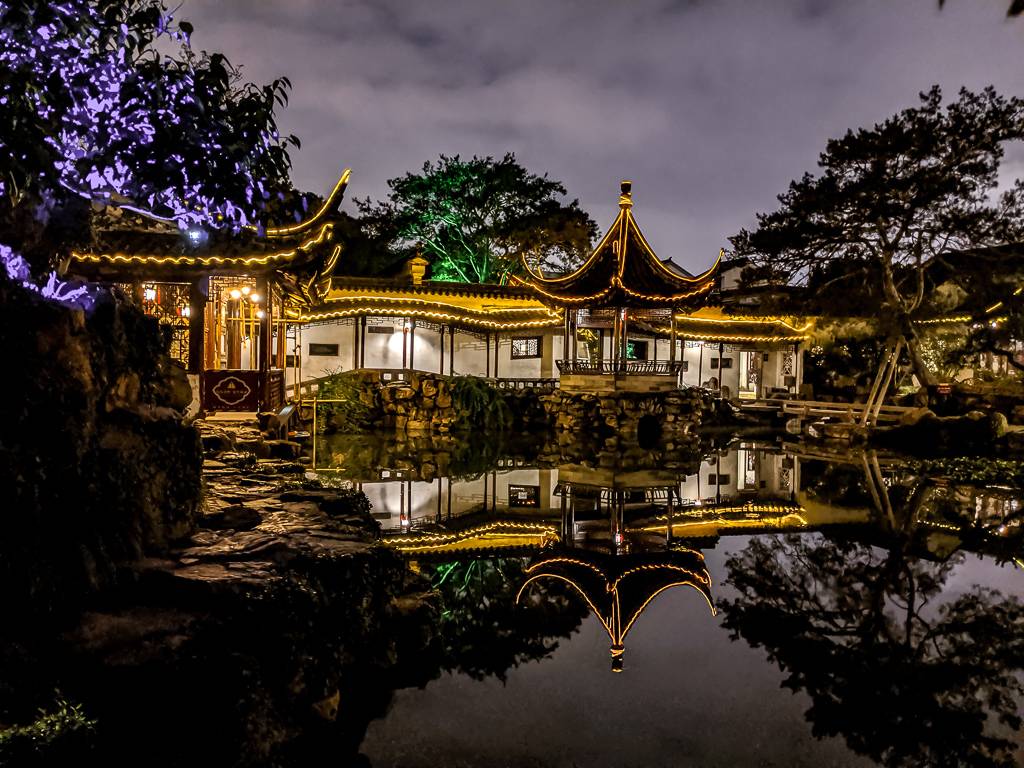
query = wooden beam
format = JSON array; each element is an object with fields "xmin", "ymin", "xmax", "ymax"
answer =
[{"xmin": 187, "ymin": 277, "xmax": 207, "ymax": 375}]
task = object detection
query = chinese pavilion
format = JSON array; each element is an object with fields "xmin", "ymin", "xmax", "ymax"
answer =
[
  {"xmin": 511, "ymin": 180, "xmax": 721, "ymax": 392},
  {"xmin": 64, "ymin": 171, "xmax": 351, "ymax": 411}
]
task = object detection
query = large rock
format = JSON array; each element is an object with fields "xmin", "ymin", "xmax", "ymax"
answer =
[{"xmin": 0, "ymin": 278, "xmax": 202, "ymax": 623}]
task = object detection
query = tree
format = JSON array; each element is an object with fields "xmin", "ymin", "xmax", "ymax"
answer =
[
  {"xmin": 356, "ymin": 154, "xmax": 597, "ymax": 284},
  {"xmin": 731, "ymin": 87, "xmax": 1024, "ymax": 387},
  {"xmin": 939, "ymin": 0, "xmax": 1024, "ymax": 17},
  {"xmin": 721, "ymin": 534, "xmax": 1024, "ymax": 768},
  {"xmin": 430, "ymin": 557, "xmax": 588, "ymax": 682},
  {"xmin": 0, "ymin": 0, "xmax": 298, "ymax": 279}
]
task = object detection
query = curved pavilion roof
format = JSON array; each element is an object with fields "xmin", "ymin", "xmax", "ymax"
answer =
[
  {"xmin": 512, "ymin": 181, "xmax": 720, "ymax": 309},
  {"xmin": 298, "ymin": 276, "xmax": 564, "ymax": 332},
  {"xmin": 65, "ymin": 170, "xmax": 351, "ymax": 285},
  {"xmin": 516, "ymin": 547, "xmax": 715, "ymax": 672},
  {"xmin": 630, "ymin": 306, "xmax": 813, "ymax": 344}
]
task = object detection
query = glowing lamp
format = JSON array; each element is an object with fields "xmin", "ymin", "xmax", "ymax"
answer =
[
  {"xmin": 256, "ymin": 309, "xmax": 265, "ymax": 319},
  {"xmin": 229, "ymin": 289, "xmax": 241, "ymax": 300},
  {"xmin": 181, "ymin": 306, "xmax": 191, "ymax": 318},
  {"xmin": 250, "ymin": 293, "xmax": 261, "ymax": 303},
  {"xmin": 185, "ymin": 227, "xmax": 207, "ymax": 246},
  {"xmin": 241, "ymin": 286, "xmax": 251, "ymax": 296},
  {"xmin": 143, "ymin": 287, "xmax": 157, "ymax": 302}
]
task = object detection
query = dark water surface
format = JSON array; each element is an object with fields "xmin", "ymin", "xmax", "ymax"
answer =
[{"xmin": 318, "ymin": 433, "xmax": 1024, "ymax": 768}]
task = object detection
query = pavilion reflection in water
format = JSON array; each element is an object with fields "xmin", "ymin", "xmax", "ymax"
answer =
[
  {"xmin": 379, "ymin": 454, "xmax": 805, "ymax": 672},
  {"xmin": 346, "ymin": 444, "xmax": 811, "ymax": 533},
  {"xmin": 373, "ymin": 439, "xmax": 1024, "ymax": 671}
]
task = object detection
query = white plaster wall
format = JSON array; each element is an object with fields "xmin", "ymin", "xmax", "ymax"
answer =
[
  {"xmin": 679, "ymin": 451, "xmax": 740, "ymax": 504},
  {"xmin": 498, "ymin": 337, "xmax": 545, "ymax": 379},
  {"xmin": 362, "ymin": 479, "xmax": 438, "ymax": 528},
  {"xmin": 294, "ymin": 318, "xmax": 802, "ymax": 395},
  {"xmin": 299, "ymin": 320, "xmax": 353, "ymax": 381}
]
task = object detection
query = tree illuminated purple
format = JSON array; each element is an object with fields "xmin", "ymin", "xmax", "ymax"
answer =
[{"xmin": 0, "ymin": 0, "xmax": 297, "ymax": 282}]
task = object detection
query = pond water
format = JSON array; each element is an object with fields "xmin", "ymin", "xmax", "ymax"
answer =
[{"xmin": 317, "ymin": 433, "xmax": 1024, "ymax": 768}]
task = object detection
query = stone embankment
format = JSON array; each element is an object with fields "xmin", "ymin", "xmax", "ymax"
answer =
[
  {"xmin": 2, "ymin": 417, "xmax": 440, "ymax": 767},
  {"xmin": 318, "ymin": 370, "xmax": 550, "ymax": 434},
  {"xmin": 541, "ymin": 387, "xmax": 714, "ymax": 449}
]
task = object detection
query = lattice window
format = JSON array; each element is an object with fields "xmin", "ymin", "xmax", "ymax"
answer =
[
  {"xmin": 782, "ymin": 350, "xmax": 795, "ymax": 376},
  {"xmin": 166, "ymin": 325, "xmax": 189, "ymax": 366},
  {"xmin": 779, "ymin": 467, "xmax": 792, "ymax": 490},
  {"xmin": 511, "ymin": 337, "xmax": 541, "ymax": 359}
]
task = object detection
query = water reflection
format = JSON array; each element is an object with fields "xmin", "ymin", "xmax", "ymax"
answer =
[
  {"xmin": 722, "ymin": 535, "xmax": 1024, "ymax": 768},
  {"xmin": 316, "ymin": 434, "xmax": 1024, "ymax": 767}
]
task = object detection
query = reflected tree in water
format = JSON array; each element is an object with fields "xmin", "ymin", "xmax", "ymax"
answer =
[
  {"xmin": 721, "ymin": 534, "xmax": 1024, "ymax": 767},
  {"xmin": 431, "ymin": 558, "xmax": 588, "ymax": 681}
]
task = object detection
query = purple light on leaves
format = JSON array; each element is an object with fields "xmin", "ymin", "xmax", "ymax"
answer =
[{"xmin": 2, "ymin": 243, "xmax": 97, "ymax": 312}]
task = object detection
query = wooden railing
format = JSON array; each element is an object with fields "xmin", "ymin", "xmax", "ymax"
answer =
[
  {"xmin": 781, "ymin": 399, "xmax": 912, "ymax": 424},
  {"xmin": 556, "ymin": 359, "xmax": 683, "ymax": 376}
]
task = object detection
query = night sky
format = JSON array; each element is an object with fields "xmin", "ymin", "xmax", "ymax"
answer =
[{"xmin": 182, "ymin": 0, "xmax": 1024, "ymax": 273}]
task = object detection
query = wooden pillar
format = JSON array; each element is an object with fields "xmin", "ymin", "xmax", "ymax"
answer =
[
  {"xmin": 570, "ymin": 310, "xmax": 578, "ymax": 363},
  {"xmin": 275, "ymin": 316, "xmax": 287, "ymax": 369},
  {"xmin": 560, "ymin": 489, "xmax": 568, "ymax": 542},
  {"xmin": 227, "ymin": 298, "xmax": 242, "ymax": 370},
  {"xmin": 436, "ymin": 477, "xmax": 443, "ymax": 523},
  {"xmin": 187, "ymin": 277, "xmax": 207, "ymax": 375},
  {"xmin": 408, "ymin": 319, "xmax": 416, "ymax": 370},
  {"xmin": 353, "ymin": 319, "xmax": 360, "ymax": 370},
  {"xmin": 258, "ymin": 277, "xmax": 271, "ymax": 374},
  {"xmin": 360, "ymin": 315, "xmax": 368, "ymax": 370},
  {"xmin": 485, "ymin": 333, "xmax": 491, "ymax": 378},
  {"xmin": 718, "ymin": 342, "xmax": 724, "ymax": 396},
  {"xmin": 439, "ymin": 325, "xmax": 445, "ymax": 374},
  {"xmin": 493, "ymin": 333, "xmax": 499, "ymax": 379},
  {"xmin": 449, "ymin": 326, "xmax": 455, "ymax": 375},
  {"xmin": 611, "ymin": 312, "xmax": 618, "ymax": 369},
  {"xmin": 669, "ymin": 311, "xmax": 677, "ymax": 366},
  {"xmin": 618, "ymin": 309, "xmax": 626, "ymax": 368},
  {"xmin": 666, "ymin": 487, "xmax": 674, "ymax": 546},
  {"xmin": 204, "ymin": 291, "xmax": 218, "ymax": 371},
  {"xmin": 563, "ymin": 313, "xmax": 571, "ymax": 366}
]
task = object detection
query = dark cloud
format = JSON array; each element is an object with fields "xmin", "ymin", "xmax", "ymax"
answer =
[{"xmin": 181, "ymin": 0, "xmax": 1024, "ymax": 272}]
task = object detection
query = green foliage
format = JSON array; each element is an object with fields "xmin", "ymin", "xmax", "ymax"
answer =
[
  {"xmin": 430, "ymin": 558, "xmax": 588, "ymax": 682},
  {"xmin": 314, "ymin": 370, "xmax": 378, "ymax": 433},
  {"xmin": 917, "ymin": 326, "xmax": 969, "ymax": 381},
  {"xmin": 732, "ymin": 86, "xmax": 1024, "ymax": 386},
  {"xmin": 0, "ymin": 695, "xmax": 96, "ymax": 765},
  {"xmin": 914, "ymin": 456, "xmax": 1024, "ymax": 488},
  {"xmin": 356, "ymin": 153, "xmax": 597, "ymax": 283},
  {"xmin": 449, "ymin": 375, "xmax": 512, "ymax": 431}
]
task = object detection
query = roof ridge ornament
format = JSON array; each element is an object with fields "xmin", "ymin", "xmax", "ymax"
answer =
[{"xmin": 619, "ymin": 180, "xmax": 633, "ymax": 209}]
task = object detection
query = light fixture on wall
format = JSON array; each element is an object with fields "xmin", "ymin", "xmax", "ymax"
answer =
[
  {"xmin": 181, "ymin": 305, "xmax": 191, "ymax": 318},
  {"xmin": 143, "ymin": 286, "xmax": 156, "ymax": 302},
  {"xmin": 250, "ymin": 292, "xmax": 262, "ymax": 304},
  {"xmin": 229, "ymin": 289, "xmax": 241, "ymax": 300}
]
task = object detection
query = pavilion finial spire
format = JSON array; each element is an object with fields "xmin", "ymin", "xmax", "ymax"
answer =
[{"xmin": 619, "ymin": 180, "xmax": 633, "ymax": 209}]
